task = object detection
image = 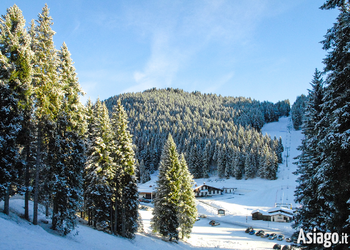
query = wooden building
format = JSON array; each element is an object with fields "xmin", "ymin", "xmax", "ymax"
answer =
[
  {"xmin": 193, "ymin": 184, "xmax": 223, "ymax": 197},
  {"xmin": 251, "ymin": 207, "xmax": 294, "ymax": 222}
]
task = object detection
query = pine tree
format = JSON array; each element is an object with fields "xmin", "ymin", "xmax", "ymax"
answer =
[
  {"xmin": 294, "ymin": 69, "xmax": 326, "ymax": 233},
  {"xmin": 291, "ymin": 95, "xmax": 308, "ymax": 130},
  {"xmin": 139, "ymin": 160, "xmax": 150, "ymax": 183},
  {"xmin": 224, "ymin": 146, "xmax": 234, "ymax": 178},
  {"xmin": 0, "ymin": 80, "xmax": 22, "ymax": 215},
  {"xmin": 244, "ymin": 152, "xmax": 255, "ymax": 179},
  {"xmin": 0, "ymin": 4, "xmax": 33, "ymax": 215},
  {"xmin": 152, "ymin": 134, "xmax": 181, "ymax": 241},
  {"xmin": 50, "ymin": 105, "xmax": 85, "ymax": 235},
  {"xmin": 265, "ymin": 151, "xmax": 278, "ymax": 180},
  {"xmin": 110, "ymin": 99, "xmax": 139, "ymax": 238},
  {"xmin": 178, "ymin": 154, "xmax": 197, "ymax": 239},
  {"xmin": 84, "ymin": 99, "xmax": 114, "ymax": 231},
  {"xmin": 30, "ymin": 4, "xmax": 62, "ymax": 225},
  {"xmin": 202, "ymin": 142, "xmax": 211, "ymax": 178},
  {"xmin": 57, "ymin": 42, "xmax": 85, "ymax": 134},
  {"xmin": 233, "ymin": 148, "xmax": 243, "ymax": 180},
  {"xmin": 188, "ymin": 144, "xmax": 203, "ymax": 179},
  {"xmin": 307, "ymin": 1, "xmax": 350, "ymax": 239},
  {"xmin": 217, "ymin": 144, "xmax": 226, "ymax": 178}
]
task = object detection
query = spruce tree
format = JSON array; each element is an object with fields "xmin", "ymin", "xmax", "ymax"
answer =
[
  {"xmin": 152, "ymin": 134, "xmax": 181, "ymax": 241},
  {"xmin": 244, "ymin": 152, "xmax": 255, "ymax": 179},
  {"xmin": 110, "ymin": 99, "xmax": 139, "ymax": 238},
  {"xmin": 0, "ymin": 80, "xmax": 22, "ymax": 215},
  {"xmin": 0, "ymin": 4, "xmax": 32, "ymax": 215},
  {"xmin": 294, "ymin": 69, "xmax": 326, "ymax": 234},
  {"xmin": 178, "ymin": 154, "xmax": 197, "ymax": 239},
  {"xmin": 202, "ymin": 142, "xmax": 211, "ymax": 178},
  {"xmin": 84, "ymin": 99, "xmax": 115, "ymax": 231},
  {"xmin": 308, "ymin": 1, "xmax": 350, "ymax": 240},
  {"xmin": 217, "ymin": 144, "xmax": 226, "ymax": 178},
  {"xmin": 58, "ymin": 42, "xmax": 85, "ymax": 133},
  {"xmin": 50, "ymin": 105, "xmax": 85, "ymax": 235},
  {"xmin": 30, "ymin": 4, "xmax": 62, "ymax": 225},
  {"xmin": 139, "ymin": 160, "xmax": 150, "ymax": 183}
]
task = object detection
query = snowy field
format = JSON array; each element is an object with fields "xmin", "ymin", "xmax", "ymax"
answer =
[{"xmin": 0, "ymin": 116, "xmax": 303, "ymax": 249}]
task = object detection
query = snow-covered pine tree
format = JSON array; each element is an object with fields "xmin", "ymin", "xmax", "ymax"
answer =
[
  {"xmin": 202, "ymin": 141, "xmax": 211, "ymax": 178},
  {"xmin": 277, "ymin": 137, "xmax": 284, "ymax": 163},
  {"xmin": 50, "ymin": 104, "xmax": 85, "ymax": 235},
  {"xmin": 83, "ymin": 98, "xmax": 94, "ymax": 223},
  {"xmin": 233, "ymin": 148, "xmax": 243, "ymax": 180},
  {"xmin": 258, "ymin": 146, "xmax": 268, "ymax": 179},
  {"xmin": 244, "ymin": 152, "xmax": 255, "ymax": 179},
  {"xmin": 84, "ymin": 99, "xmax": 115, "ymax": 231},
  {"xmin": 188, "ymin": 144, "xmax": 203, "ymax": 179},
  {"xmin": 178, "ymin": 154, "xmax": 197, "ymax": 239},
  {"xmin": 29, "ymin": 4, "xmax": 62, "ymax": 225},
  {"xmin": 294, "ymin": 69, "xmax": 326, "ymax": 234},
  {"xmin": 110, "ymin": 99, "xmax": 139, "ymax": 238},
  {"xmin": 225, "ymin": 145, "xmax": 234, "ymax": 178},
  {"xmin": 0, "ymin": 4, "xmax": 32, "ymax": 215},
  {"xmin": 217, "ymin": 144, "xmax": 226, "ymax": 178},
  {"xmin": 139, "ymin": 160, "xmax": 150, "ymax": 183},
  {"xmin": 57, "ymin": 42, "xmax": 86, "ymax": 134},
  {"xmin": 291, "ymin": 94, "xmax": 307, "ymax": 130},
  {"xmin": 265, "ymin": 150, "xmax": 278, "ymax": 180},
  {"xmin": 0, "ymin": 79, "xmax": 22, "ymax": 215},
  {"xmin": 311, "ymin": 1, "xmax": 350, "ymax": 239},
  {"xmin": 152, "ymin": 134, "xmax": 181, "ymax": 241}
]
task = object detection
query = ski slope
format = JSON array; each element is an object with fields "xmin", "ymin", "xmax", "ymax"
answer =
[{"xmin": 0, "ymin": 116, "xmax": 303, "ymax": 250}]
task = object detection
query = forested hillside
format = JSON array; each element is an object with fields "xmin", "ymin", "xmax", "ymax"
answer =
[{"xmin": 104, "ymin": 88, "xmax": 290, "ymax": 181}]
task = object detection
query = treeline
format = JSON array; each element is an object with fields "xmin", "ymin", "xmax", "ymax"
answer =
[
  {"xmin": 105, "ymin": 88, "xmax": 289, "ymax": 181},
  {"xmin": 0, "ymin": 5, "xmax": 139, "ymax": 238},
  {"xmin": 294, "ymin": 1, "xmax": 350, "ymax": 248}
]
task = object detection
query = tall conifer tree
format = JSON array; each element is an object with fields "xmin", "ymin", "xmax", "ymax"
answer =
[
  {"xmin": 84, "ymin": 99, "xmax": 115, "ymax": 231},
  {"xmin": 294, "ymin": 69, "xmax": 326, "ymax": 233},
  {"xmin": 29, "ymin": 4, "xmax": 62, "ymax": 225},
  {"xmin": 50, "ymin": 104, "xmax": 85, "ymax": 235},
  {"xmin": 178, "ymin": 154, "xmax": 197, "ymax": 239},
  {"xmin": 0, "ymin": 4, "xmax": 33, "ymax": 215},
  {"xmin": 111, "ymin": 99, "xmax": 139, "ymax": 238},
  {"xmin": 152, "ymin": 134, "xmax": 181, "ymax": 241}
]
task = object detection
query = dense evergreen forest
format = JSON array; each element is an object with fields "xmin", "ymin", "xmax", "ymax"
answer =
[
  {"xmin": 104, "ymin": 89, "xmax": 290, "ymax": 181},
  {"xmin": 0, "ymin": 4, "xmax": 140, "ymax": 238}
]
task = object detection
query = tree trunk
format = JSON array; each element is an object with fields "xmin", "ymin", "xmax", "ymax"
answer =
[
  {"xmin": 110, "ymin": 205, "xmax": 113, "ymax": 234},
  {"xmin": 4, "ymin": 185, "xmax": 10, "ymax": 215},
  {"xmin": 114, "ymin": 189, "xmax": 119, "ymax": 235},
  {"xmin": 45, "ymin": 202, "xmax": 49, "ymax": 217},
  {"xmin": 33, "ymin": 126, "xmax": 41, "ymax": 225},
  {"xmin": 52, "ymin": 197, "xmax": 57, "ymax": 230},
  {"xmin": 121, "ymin": 195, "xmax": 126, "ymax": 237},
  {"xmin": 24, "ymin": 144, "xmax": 30, "ymax": 221}
]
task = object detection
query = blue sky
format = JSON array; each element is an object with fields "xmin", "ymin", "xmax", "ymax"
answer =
[{"xmin": 1, "ymin": 0, "xmax": 338, "ymax": 104}]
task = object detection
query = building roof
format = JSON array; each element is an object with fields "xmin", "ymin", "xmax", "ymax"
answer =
[
  {"xmin": 193, "ymin": 184, "xmax": 223, "ymax": 191},
  {"xmin": 267, "ymin": 207, "xmax": 293, "ymax": 215},
  {"xmin": 268, "ymin": 211, "xmax": 293, "ymax": 218},
  {"xmin": 251, "ymin": 209, "xmax": 270, "ymax": 216}
]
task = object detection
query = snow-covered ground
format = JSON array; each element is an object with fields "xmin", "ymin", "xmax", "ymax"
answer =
[{"xmin": 0, "ymin": 116, "xmax": 303, "ymax": 250}]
